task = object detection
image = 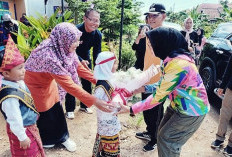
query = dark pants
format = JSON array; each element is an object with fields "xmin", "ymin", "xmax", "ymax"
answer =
[
  {"xmin": 80, "ymin": 78, "xmax": 92, "ymax": 109},
  {"xmin": 37, "ymin": 102, "xmax": 69, "ymax": 145},
  {"xmin": 142, "ymin": 93, "xmax": 164, "ymax": 145},
  {"xmin": 65, "ymin": 93, "xmax": 76, "ymax": 112}
]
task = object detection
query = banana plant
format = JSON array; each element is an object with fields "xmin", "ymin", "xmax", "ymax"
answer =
[{"xmin": 15, "ymin": 10, "xmax": 74, "ymax": 59}]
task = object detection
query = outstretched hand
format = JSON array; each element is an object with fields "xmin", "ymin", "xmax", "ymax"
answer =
[
  {"xmin": 95, "ymin": 98, "xmax": 115, "ymax": 112},
  {"xmin": 114, "ymin": 102, "xmax": 131, "ymax": 115}
]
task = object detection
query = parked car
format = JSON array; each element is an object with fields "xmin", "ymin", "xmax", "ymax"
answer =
[{"xmin": 199, "ymin": 22, "xmax": 232, "ymax": 96}]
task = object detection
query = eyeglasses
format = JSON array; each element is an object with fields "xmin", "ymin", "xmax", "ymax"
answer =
[
  {"xmin": 148, "ymin": 13, "xmax": 161, "ymax": 19},
  {"xmin": 86, "ymin": 16, "xmax": 100, "ymax": 24}
]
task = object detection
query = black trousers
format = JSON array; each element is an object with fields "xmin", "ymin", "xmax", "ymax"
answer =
[
  {"xmin": 142, "ymin": 93, "xmax": 164, "ymax": 145},
  {"xmin": 65, "ymin": 93, "xmax": 76, "ymax": 112},
  {"xmin": 80, "ymin": 77, "xmax": 92, "ymax": 108},
  {"xmin": 37, "ymin": 102, "xmax": 69, "ymax": 145}
]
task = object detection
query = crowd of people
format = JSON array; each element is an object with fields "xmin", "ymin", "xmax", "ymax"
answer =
[{"xmin": 0, "ymin": 2, "xmax": 231, "ymax": 157}]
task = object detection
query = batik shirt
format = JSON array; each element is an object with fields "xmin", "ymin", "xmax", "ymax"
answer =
[{"xmin": 132, "ymin": 54, "xmax": 210, "ymax": 116}]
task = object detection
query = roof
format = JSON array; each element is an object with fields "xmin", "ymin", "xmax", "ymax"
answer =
[{"xmin": 197, "ymin": 3, "xmax": 232, "ymax": 20}]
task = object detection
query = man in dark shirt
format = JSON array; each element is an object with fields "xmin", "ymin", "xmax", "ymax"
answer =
[
  {"xmin": 211, "ymin": 54, "xmax": 232, "ymax": 155},
  {"xmin": 132, "ymin": 16, "xmax": 150, "ymax": 70},
  {"xmin": 65, "ymin": 8, "xmax": 102, "ymax": 117}
]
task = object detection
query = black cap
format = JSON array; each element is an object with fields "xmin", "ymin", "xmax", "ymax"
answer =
[{"xmin": 144, "ymin": 3, "xmax": 166, "ymax": 15}]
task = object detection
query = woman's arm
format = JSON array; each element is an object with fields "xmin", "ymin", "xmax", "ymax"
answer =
[
  {"xmin": 77, "ymin": 61, "xmax": 96, "ymax": 84},
  {"xmin": 53, "ymin": 74, "xmax": 114, "ymax": 112},
  {"xmin": 53, "ymin": 74, "xmax": 96, "ymax": 107},
  {"xmin": 132, "ymin": 59, "xmax": 188, "ymax": 114}
]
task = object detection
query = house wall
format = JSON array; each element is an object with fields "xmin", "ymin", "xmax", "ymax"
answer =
[
  {"xmin": 14, "ymin": 0, "xmax": 26, "ymax": 20},
  {"xmin": 24, "ymin": 0, "xmax": 68, "ymax": 18},
  {"xmin": 0, "ymin": 0, "xmax": 25, "ymax": 20}
]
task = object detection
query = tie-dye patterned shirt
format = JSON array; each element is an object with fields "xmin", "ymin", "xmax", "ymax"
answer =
[{"xmin": 132, "ymin": 55, "xmax": 210, "ymax": 116}]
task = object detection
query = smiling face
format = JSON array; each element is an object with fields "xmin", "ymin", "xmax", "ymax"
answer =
[
  {"xmin": 69, "ymin": 36, "xmax": 81, "ymax": 53},
  {"xmin": 3, "ymin": 63, "xmax": 25, "ymax": 82},
  {"xmin": 83, "ymin": 10, "xmax": 100, "ymax": 33},
  {"xmin": 147, "ymin": 13, "xmax": 166, "ymax": 29}
]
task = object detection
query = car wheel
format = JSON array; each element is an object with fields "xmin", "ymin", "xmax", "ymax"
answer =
[{"xmin": 200, "ymin": 66, "xmax": 214, "ymax": 95}]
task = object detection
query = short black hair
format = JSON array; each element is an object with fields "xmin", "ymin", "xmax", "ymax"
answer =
[{"xmin": 84, "ymin": 8, "xmax": 100, "ymax": 17}]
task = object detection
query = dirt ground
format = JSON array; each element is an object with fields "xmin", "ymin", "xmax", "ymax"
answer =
[{"xmin": 0, "ymin": 99, "xmax": 230, "ymax": 157}]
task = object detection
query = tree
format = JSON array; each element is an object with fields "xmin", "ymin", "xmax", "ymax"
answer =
[{"xmin": 65, "ymin": 0, "xmax": 142, "ymax": 41}]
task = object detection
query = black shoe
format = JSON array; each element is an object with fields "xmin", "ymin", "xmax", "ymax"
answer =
[
  {"xmin": 224, "ymin": 145, "xmax": 232, "ymax": 155},
  {"xmin": 135, "ymin": 132, "xmax": 151, "ymax": 141},
  {"xmin": 143, "ymin": 143, "xmax": 157, "ymax": 152},
  {"xmin": 211, "ymin": 139, "xmax": 224, "ymax": 148}
]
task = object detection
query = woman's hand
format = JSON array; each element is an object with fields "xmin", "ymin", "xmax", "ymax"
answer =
[
  {"xmin": 95, "ymin": 98, "xmax": 115, "ymax": 112},
  {"xmin": 20, "ymin": 137, "xmax": 31, "ymax": 149},
  {"xmin": 133, "ymin": 86, "xmax": 145, "ymax": 95}
]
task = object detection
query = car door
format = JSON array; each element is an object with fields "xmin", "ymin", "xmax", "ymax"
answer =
[{"xmin": 215, "ymin": 35, "xmax": 232, "ymax": 82}]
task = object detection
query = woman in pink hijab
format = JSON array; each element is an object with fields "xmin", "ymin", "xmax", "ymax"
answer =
[{"xmin": 24, "ymin": 22, "xmax": 113, "ymax": 152}]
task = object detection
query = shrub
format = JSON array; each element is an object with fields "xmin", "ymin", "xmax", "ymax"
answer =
[
  {"xmin": 115, "ymin": 40, "xmax": 135, "ymax": 70},
  {"xmin": 15, "ymin": 10, "xmax": 73, "ymax": 58}
]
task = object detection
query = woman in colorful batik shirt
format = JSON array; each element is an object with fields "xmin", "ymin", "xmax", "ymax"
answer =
[{"xmin": 119, "ymin": 27, "xmax": 210, "ymax": 157}]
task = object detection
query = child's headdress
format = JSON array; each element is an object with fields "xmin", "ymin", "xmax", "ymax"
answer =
[
  {"xmin": 94, "ymin": 51, "xmax": 116, "ymax": 81},
  {"xmin": 0, "ymin": 35, "xmax": 24, "ymax": 72}
]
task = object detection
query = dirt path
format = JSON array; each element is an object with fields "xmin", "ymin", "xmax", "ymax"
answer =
[{"xmin": 0, "ymin": 103, "xmax": 229, "ymax": 157}]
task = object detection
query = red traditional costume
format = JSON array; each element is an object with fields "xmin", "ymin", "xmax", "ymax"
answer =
[{"xmin": 0, "ymin": 36, "xmax": 45, "ymax": 157}]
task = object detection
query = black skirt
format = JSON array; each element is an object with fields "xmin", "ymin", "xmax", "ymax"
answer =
[{"xmin": 37, "ymin": 102, "xmax": 69, "ymax": 145}]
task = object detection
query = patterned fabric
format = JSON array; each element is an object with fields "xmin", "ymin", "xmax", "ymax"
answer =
[
  {"xmin": 0, "ymin": 85, "xmax": 38, "ymax": 114},
  {"xmin": 95, "ymin": 85, "xmax": 121, "ymax": 136},
  {"xmin": 92, "ymin": 133, "xmax": 120, "ymax": 157},
  {"xmin": 0, "ymin": 35, "xmax": 24, "ymax": 72},
  {"xmin": 132, "ymin": 55, "xmax": 210, "ymax": 116},
  {"xmin": 25, "ymin": 22, "xmax": 82, "ymax": 100},
  {"xmin": 7, "ymin": 124, "xmax": 45, "ymax": 157}
]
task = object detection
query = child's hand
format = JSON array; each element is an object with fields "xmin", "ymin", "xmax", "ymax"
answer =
[{"xmin": 20, "ymin": 137, "xmax": 31, "ymax": 149}]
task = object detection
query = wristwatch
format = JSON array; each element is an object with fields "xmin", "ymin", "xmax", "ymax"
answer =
[{"xmin": 130, "ymin": 106, "xmax": 135, "ymax": 117}]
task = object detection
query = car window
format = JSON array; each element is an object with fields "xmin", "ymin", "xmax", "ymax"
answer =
[
  {"xmin": 227, "ymin": 35, "xmax": 232, "ymax": 45},
  {"xmin": 212, "ymin": 24, "xmax": 232, "ymax": 38},
  {"xmin": 215, "ymin": 38, "xmax": 232, "ymax": 51}
]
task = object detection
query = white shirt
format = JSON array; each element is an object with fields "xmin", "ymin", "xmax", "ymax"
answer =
[{"xmin": 1, "ymin": 80, "xmax": 28, "ymax": 141}]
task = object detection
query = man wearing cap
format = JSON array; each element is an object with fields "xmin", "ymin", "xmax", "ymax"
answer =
[{"xmin": 135, "ymin": 3, "xmax": 166, "ymax": 152}]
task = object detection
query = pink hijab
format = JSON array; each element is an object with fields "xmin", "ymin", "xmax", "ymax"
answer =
[{"xmin": 25, "ymin": 22, "xmax": 82, "ymax": 100}]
